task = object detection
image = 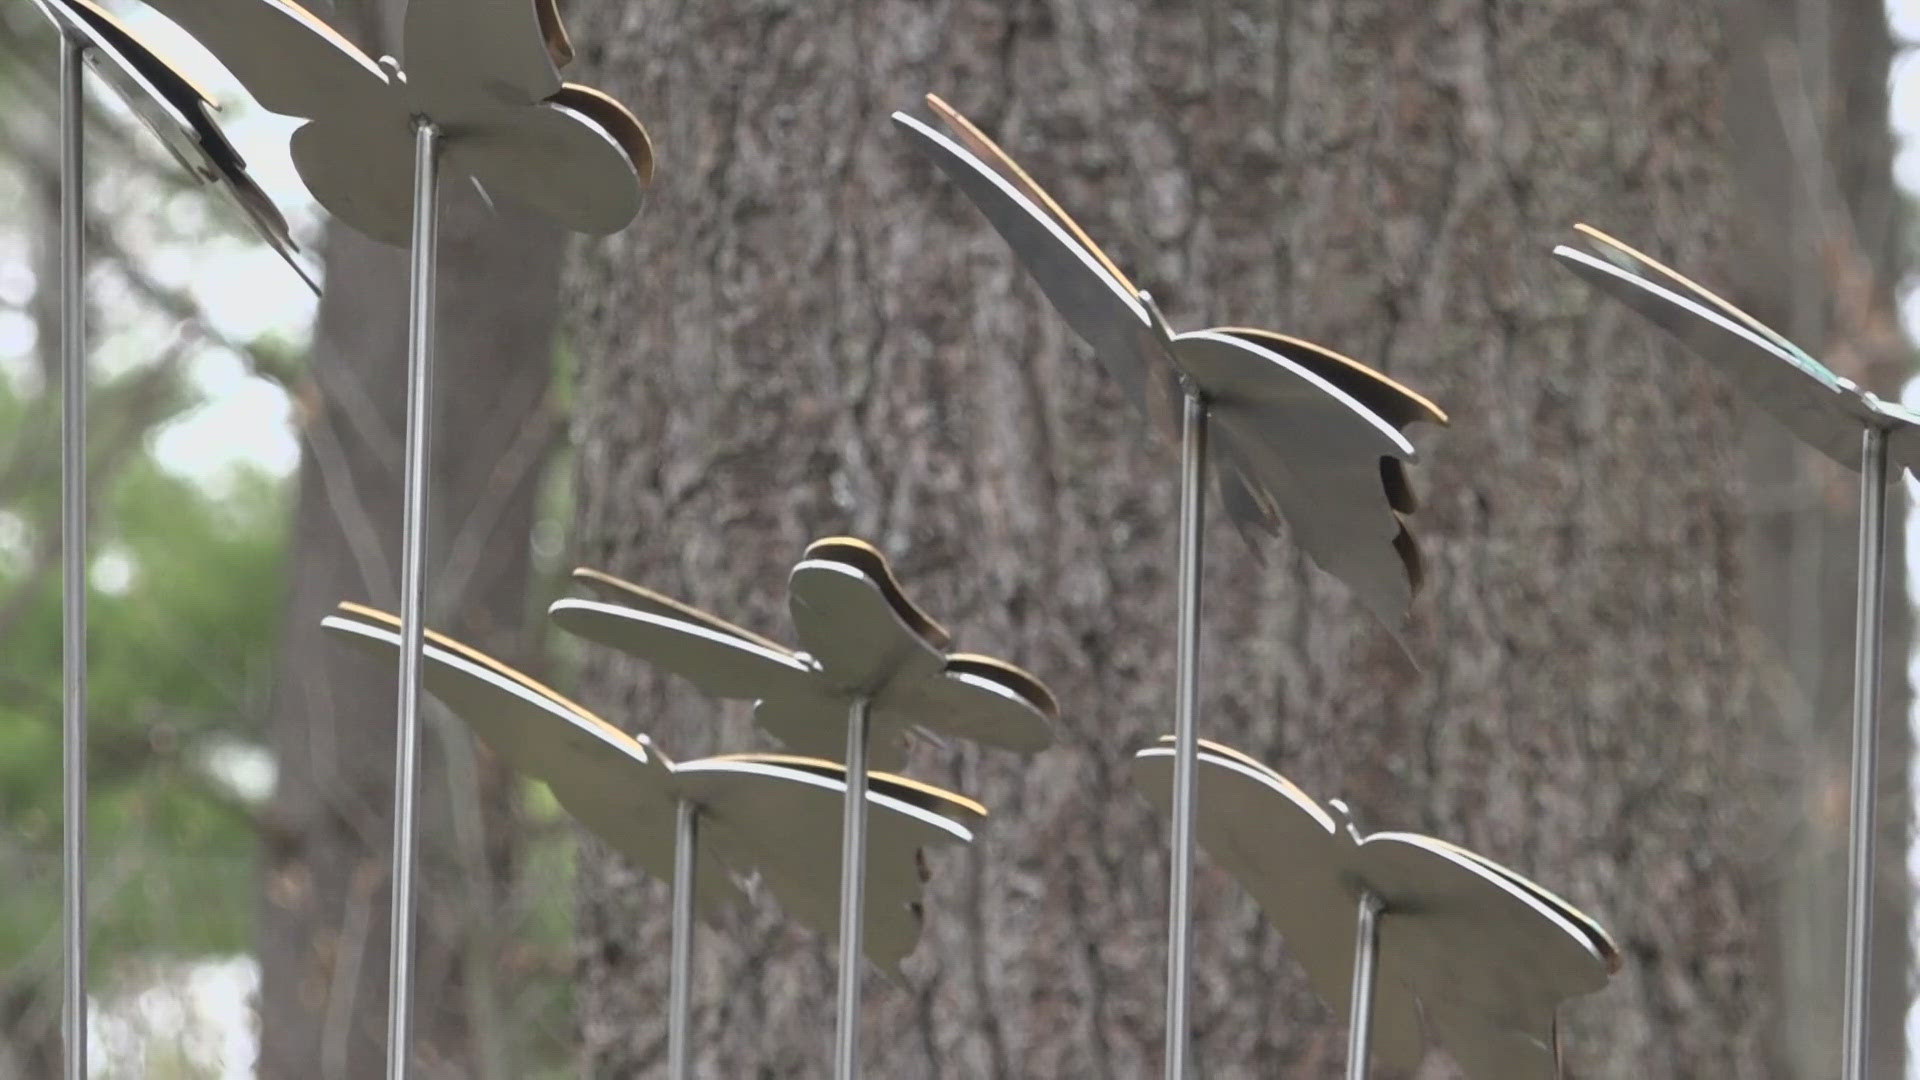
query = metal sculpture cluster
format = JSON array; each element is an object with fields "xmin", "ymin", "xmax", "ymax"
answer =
[{"xmin": 36, "ymin": 2, "xmax": 1893, "ymax": 1079}]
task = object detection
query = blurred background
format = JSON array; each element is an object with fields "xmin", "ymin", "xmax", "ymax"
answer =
[{"xmin": 7, "ymin": 0, "xmax": 1920, "ymax": 1076}]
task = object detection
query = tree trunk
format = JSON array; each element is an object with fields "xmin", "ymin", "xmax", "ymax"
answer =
[
  {"xmin": 254, "ymin": 2, "xmax": 565, "ymax": 1074},
  {"xmin": 562, "ymin": 1, "xmax": 1817, "ymax": 1075}
]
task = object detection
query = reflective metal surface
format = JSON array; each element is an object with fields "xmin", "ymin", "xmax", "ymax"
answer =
[
  {"xmin": 1346, "ymin": 892, "xmax": 1383, "ymax": 1080},
  {"xmin": 1554, "ymin": 230, "xmax": 1920, "ymax": 470},
  {"xmin": 1555, "ymin": 227, "xmax": 1910, "ymax": 1080},
  {"xmin": 549, "ymin": 542, "xmax": 1056, "ymax": 769},
  {"xmin": 29, "ymin": 0, "xmax": 317, "ymax": 290},
  {"xmin": 384, "ymin": 118, "xmax": 440, "ymax": 1080},
  {"xmin": 1163, "ymin": 391, "xmax": 1206, "ymax": 1080},
  {"xmin": 894, "ymin": 97, "xmax": 1445, "ymax": 629},
  {"xmin": 1132, "ymin": 741, "xmax": 1617, "ymax": 1078},
  {"xmin": 1843, "ymin": 427, "xmax": 1890, "ymax": 1080},
  {"xmin": 668, "ymin": 800, "xmax": 698, "ymax": 1080},
  {"xmin": 139, "ymin": 0, "xmax": 650, "ymax": 245},
  {"xmin": 59, "ymin": 34, "xmax": 87, "ymax": 1080},
  {"xmin": 322, "ymin": 607, "xmax": 979, "ymax": 968},
  {"xmin": 835, "ymin": 697, "xmax": 872, "ymax": 1080}
]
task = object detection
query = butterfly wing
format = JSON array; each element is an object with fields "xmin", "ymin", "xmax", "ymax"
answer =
[
  {"xmin": 1130, "ymin": 742, "xmax": 1426, "ymax": 1070},
  {"xmin": 670, "ymin": 758, "xmax": 973, "ymax": 971},
  {"xmin": 288, "ymin": 113, "xmax": 417, "ymax": 245},
  {"xmin": 887, "ymin": 654, "xmax": 1056, "ymax": 756},
  {"xmin": 444, "ymin": 95, "xmax": 645, "ymax": 236},
  {"xmin": 1357, "ymin": 833, "xmax": 1613, "ymax": 1075},
  {"xmin": 321, "ymin": 605, "xmax": 740, "ymax": 916},
  {"xmin": 548, "ymin": 597, "xmax": 816, "ymax": 702},
  {"xmin": 1215, "ymin": 329, "xmax": 1448, "ymax": 432},
  {"xmin": 1172, "ymin": 330, "xmax": 1421, "ymax": 626},
  {"xmin": 1554, "ymin": 241, "xmax": 1870, "ymax": 467},
  {"xmin": 401, "ymin": 0, "xmax": 562, "ymax": 120},
  {"xmin": 570, "ymin": 567, "xmax": 784, "ymax": 652},
  {"xmin": 33, "ymin": 0, "xmax": 320, "ymax": 292},
  {"xmin": 788, "ymin": 557, "xmax": 946, "ymax": 697},
  {"xmin": 705, "ymin": 754, "xmax": 989, "ymax": 827},
  {"xmin": 136, "ymin": 0, "xmax": 391, "ymax": 120},
  {"xmin": 892, "ymin": 108, "xmax": 1181, "ymax": 436},
  {"xmin": 749, "ymin": 688, "xmax": 918, "ymax": 769},
  {"xmin": 1573, "ymin": 223, "xmax": 1819, "ymax": 372}
]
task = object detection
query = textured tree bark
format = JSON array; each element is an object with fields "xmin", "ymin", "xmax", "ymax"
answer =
[
  {"xmin": 253, "ymin": 2, "xmax": 565, "ymax": 1076},
  {"xmin": 1727, "ymin": 0, "xmax": 1911, "ymax": 1074},
  {"xmin": 562, "ymin": 0, "xmax": 1800, "ymax": 1075}
]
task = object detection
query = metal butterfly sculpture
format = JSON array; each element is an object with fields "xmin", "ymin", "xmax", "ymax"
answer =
[
  {"xmin": 893, "ymin": 95, "xmax": 1448, "ymax": 625},
  {"xmin": 1553, "ymin": 223, "xmax": 1920, "ymax": 470},
  {"xmin": 322, "ymin": 602, "xmax": 984, "ymax": 969},
  {"xmin": 29, "ymin": 0, "xmax": 317, "ymax": 290},
  {"xmin": 550, "ymin": 539, "xmax": 1059, "ymax": 769},
  {"xmin": 135, "ymin": 0, "xmax": 652, "ymax": 244},
  {"xmin": 1133, "ymin": 739, "xmax": 1619, "ymax": 1078},
  {"xmin": 1554, "ymin": 223, "xmax": 1905, "ymax": 1080}
]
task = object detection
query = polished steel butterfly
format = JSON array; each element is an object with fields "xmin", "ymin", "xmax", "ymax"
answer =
[
  {"xmin": 31, "ymin": 0, "xmax": 317, "ymax": 290},
  {"xmin": 1133, "ymin": 739, "xmax": 1619, "ymax": 1078},
  {"xmin": 549, "ymin": 538, "xmax": 1058, "ymax": 771},
  {"xmin": 324, "ymin": 602, "xmax": 983, "ymax": 968},
  {"xmin": 135, "ymin": 0, "xmax": 651, "ymax": 244},
  {"xmin": 894, "ymin": 95, "xmax": 1448, "ymax": 626},
  {"xmin": 1555, "ymin": 223, "xmax": 1920, "ymax": 472}
]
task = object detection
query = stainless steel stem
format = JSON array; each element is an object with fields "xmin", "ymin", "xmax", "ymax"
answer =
[
  {"xmin": 834, "ymin": 696, "xmax": 873, "ymax": 1080},
  {"xmin": 1164, "ymin": 389, "xmax": 1207, "ymax": 1080},
  {"xmin": 1841, "ymin": 424, "xmax": 1889, "ymax": 1080},
  {"xmin": 385, "ymin": 117, "xmax": 441, "ymax": 1080},
  {"xmin": 668, "ymin": 799, "xmax": 699, "ymax": 1080},
  {"xmin": 1346, "ymin": 891, "xmax": 1384, "ymax": 1080},
  {"xmin": 59, "ymin": 32, "xmax": 88, "ymax": 1080}
]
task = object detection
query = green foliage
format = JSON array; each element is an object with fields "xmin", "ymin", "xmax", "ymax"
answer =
[{"xmin": 0, "ymin": 375, "xmax": 288, "ymax": 978}]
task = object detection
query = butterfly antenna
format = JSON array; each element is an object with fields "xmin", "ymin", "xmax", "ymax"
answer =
[
  {"xmin": 1139, "ymin": 288, "xmax": 1176, "ymax": 346},
  {"xmin": 1327, "ymin": 798, "xmax": 1367, "ymax": 845},
  {"xmin": 471, "ymin": 177, "xmax": 497, "ymax": 216}
]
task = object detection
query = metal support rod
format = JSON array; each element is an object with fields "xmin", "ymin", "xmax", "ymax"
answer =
[
  {"xmin": 1346, "ymin": 891, "xmax": 1384, "ymax": 1080},
  {"xmin": 668, "ymin": 799, "xmax": 699, "ymax": 1080},
  {"xmin": 834, "ymin": 696, "xmax": 873, "ymax": 1080},
  {"xmin": 59, "ymin": 33, "xmax": 88, "ymax": 1080},
  {"xmin": 1163, "ymin": 389, "xmax": 1207, "ymax": 1080},
  {"xmin": 385, "ymin": 117, "xmax": 441, "ymax": 1080},
  {"xmin": 1841, "ymin": 424, "xmax": 1890, "ymax": 1080}
]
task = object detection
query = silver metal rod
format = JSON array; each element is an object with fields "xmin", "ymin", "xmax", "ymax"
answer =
[
  {"xmin": 58, "ymin": 33, "xmax": 88, "ymax": 1080},
  {"xmin": 385, "ymin": 117, "xmax": 441, "ymax": 1080},
  {"xmin": 1841, "ymin": 424, "xmax": 1890, "ymax": 1080},
  {"xmin": 1163, "ymin": 389, "xmax": 1207, "ymax": 1080},
  {"xmin": 1346, "ymin": 891, "xmax": 1384, "ymax": 1080},
  {"xmin": 668, "ymin": 800, "xmax": 699, "ymax": 1080},
  {"xmin": 834, "ymin": 696, "xmax": 873, "ymax": 1080}
]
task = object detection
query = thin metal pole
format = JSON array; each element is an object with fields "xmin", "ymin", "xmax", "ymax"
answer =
[
  {"xmin": 1163, "ymin": 389, "xmax": 1207, "ymax": 1080},
  {"xmin": 834, "ymin": 696, "xmax": 873, "ymax": 1080},
  {"xmin": 1841, "ymin": 424, "xmax": 1889, "ymax": 1080},
  {"xmin": 385, "ymin": 117, "xmax": 441, "ymax": 1080},
  {"xmin": 58, "ymin": 32, "xmax": 88, "ymax": 1080},
  {"xmin": 1346, "ymin": 892, "xmax": 1384, "ymax": 1080},
  {"xmin": 668, "ymin": 800, "xmax": 699, "ymax": 1080}
]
